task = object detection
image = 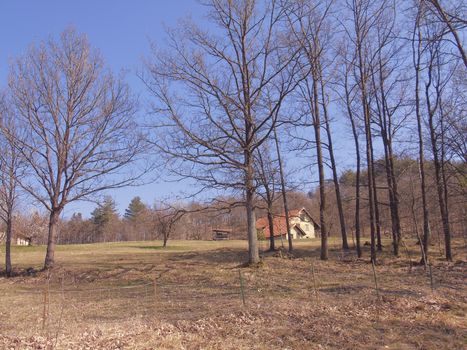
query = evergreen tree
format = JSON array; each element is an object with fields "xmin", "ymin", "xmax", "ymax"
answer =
[
  {"xmin": 91, "ymin": 196, "xmax": 119, "ymax": 241},
  {"xmin": 124, "ymin": 196, "xmax": 147, "ymax": 223}
]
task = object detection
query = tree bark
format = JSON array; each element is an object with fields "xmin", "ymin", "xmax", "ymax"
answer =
[
  {"xmin": 44, "ymin": 209, "xmax": 61, "ymax": 270},
  {"xmin": 5, "ymin": 214, "xmax": 12, "ymax": 277},
  {"xmin": 312, "ymin": 75, "xmax": 328, "ymax": 260},
  {"xmin": 267, "ymin": 207, "xmax": 276, "ymax": 251},
  {"xmin": 321, "ymin": 79, "xmax": 349, "ymax": 250},
  {"xmin": 163, "ymin": 231, "xmax": 168, "ymax": 248},
  {"xmin": 425, "ymin": 59, "xmax": 452, "ymax": 261},
  {"xmin": 246, "ymin": 153, "xmax": 260, "ymax": 265},
  {"xmin": 372, "ymin": 59, "xmax": 402, "ymax": 256},
  {"xmin": 370, "ymin": 145, "xmax": 382, "ymax": 253},
  {"xmin": 344, "ymin": 69, "xmax": 362, "ymax": 258},
  {"xmin": 352, "ymin": 0, "xmax": 377, "ymax": 262},
  {"xmin": 413, "ymin": 9, "xmax": 431, "ymax": 263},
  {"xmin": 273, "ymin": 126, "xmax": 293, "ymax": 253}
]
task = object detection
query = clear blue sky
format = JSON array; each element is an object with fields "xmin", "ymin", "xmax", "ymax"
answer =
[
  {"xmin": 0, "ymin": 0, "xmax": 206, "ymax": 217},
  {"xmin": 0, "ymin": 1, "xmax": 357, "ymax": 218}
]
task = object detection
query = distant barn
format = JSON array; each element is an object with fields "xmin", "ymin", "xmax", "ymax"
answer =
[{"xmin": 212, "ymin": 228, "xmax": 231, "ymax": 241}]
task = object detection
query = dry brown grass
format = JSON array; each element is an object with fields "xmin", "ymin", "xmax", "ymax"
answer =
[{"xmin": 0, "ymin": 238, "xmax": 466, "ymax": 349}]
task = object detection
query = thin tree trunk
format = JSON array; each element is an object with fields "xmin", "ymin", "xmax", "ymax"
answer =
[
  {"xmin": 387, "ymin": 142, "xmax": 402, "ymax": 256},
  {"xmin": 429, "ymin": 128, "xmax": 452, "ymax": 261},
  {"xmin": 353, "ymin": 2, "xmax": 377, "ymax": 262},
  {"xmin": 311, "ymin": 74, "xmax": 328, "ymax": 260},
  {"xmin": 366, "ymin": 114, "xmax": 377, "ymax": 263},
  {"xmin": 425, "ymin": 60, "xmax": 452, "ymax": 261},
  {"xmin": 371, "ymin": 151, "xmax": 383, "ymax": 253},
  {"xmin": 273, "ymin": 126, "xmax": 293, "ymax": 253},
  {"xmin": 413, "ymin": 12, "xmax": 431, "ymax": 262},
  {"xmin": 344, "ymin": 71, "xmax": 362, "ymax": 258},
  {"xmin": 372, "ymin": 62, "xmax": 401, "ymax": 256},
  {"xmin": 5, "ymin": 214, "xmax": 12, "ymax": 277},
  {"xmin": 246, "ymin": 152, "xmax": 260, "ymax": 264},
  {"xmin": 439, "ymin": 104, "xmax": 452, "ymax": 261},
  {"xmin": 320, "ymin": 78, "xmax": 349, "ymax": 250},
  {"xmin": 367, "ymin": 71, "xmax": 382, "ymax": 252}
]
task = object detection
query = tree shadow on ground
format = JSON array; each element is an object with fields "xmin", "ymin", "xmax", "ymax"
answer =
[{"xmin": 164, "ymin": 247, "xmax": 249, "ymax": 266}]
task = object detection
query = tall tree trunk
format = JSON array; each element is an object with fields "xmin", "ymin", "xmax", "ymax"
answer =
[
  {"xmin": 245, "ymin": 152, "xmax": 260, "ymax": 264},
  {"xmin": 370, "ymin": 147, "xmax": 383, "ymax": 253},
  {"xmin": 372, "ymin": 61, "xmax": 401, "ymax": 256},
  {"xmin": 5, "ymin": 214, "xmax": 12, "ymax": 277},
  {"xmin": 429, "ymin": 125, "xmax": 452, "ymax": 261},
  {"xmin": 388, "ymin": 143, "xmax": 401, "ymax": 254},
  {"xmin": 425, "ymin": 62, "xmax": 452, "ymax": 261},
  {"xmin": 439, "ymin": 106, "xmax": 452, "ymax": 261},
  {"xmin": 345, "ymin": 72, "xmax": 362, "ymax": 258},
  {"xmin": 352, "ymin": 3, "xmax": 377, "ymax": 262},
  {"xmin": 44, "ymin": 209, "xmax": 61, "ymax": 270},
  {"xmin": 311, "ymin": 75, "xmax": 328, "ymax": 260},
  {"xmin": 365, "ymin": 110, "xmax": 377, "ymax": 263},
  {"xmin": 380, "ymin": 127, "xmax": 402, "ymax": 256},
  {"xmin": 273, "ymin": 126, "xmax": 293, "ymax": 253},
  {"xmin": 320, "ymin": 79, "xmax": 349, "ymax": 250},
  {"xmin": 413, "ymin": 12, "xmax": 431, "ymax": 262}
]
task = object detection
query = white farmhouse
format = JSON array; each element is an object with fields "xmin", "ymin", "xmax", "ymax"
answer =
[{"xmin": 256, "ymin": 207, "xmax": 320, "ymax": 240}]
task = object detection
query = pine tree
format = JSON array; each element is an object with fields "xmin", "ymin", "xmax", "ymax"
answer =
[
  {"xmin": 124, "ymin": 196, "xmax": 147, "ymax": 223},
  {"xmin": 91, "ymin": 197, "xmax": 119, "ymax": 241}
]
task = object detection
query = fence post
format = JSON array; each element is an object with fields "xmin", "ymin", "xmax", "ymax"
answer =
[
  {"xmin": 42, "ymin": 272, "xmax": 50, "ymax": 332},
  {"xmin": 153, "ymin": 276, "xmax": 158, "ymax": 311},
  {"xmin": 311, "ymin": 262, "xmax": 318, "ymax": 300},
  {"xmin": 428, "ymin": 264, "xmax": 434, "ymax": 292},
  {"xmin": 371, "ymin": 260, "xmax": 380, "ymax": 301},
  {"xmin": 238, "ymin": 270, "xmax": 246, "ymax": 307},
  {"xmin": 41, "ymin": 288, "xmax": 48, "ymax": 331}
]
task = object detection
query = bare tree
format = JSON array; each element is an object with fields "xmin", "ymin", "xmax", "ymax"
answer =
[
  {"xmin": 143, "ymin": 0, "xmax": 304, "ymax": 264},
  {"xmin": 8, "ymin": 29, "xmax": 146, "ymax": 269},
  {"xmin": 0, "ymin": 95, "xmax": 24, "ymax": 277},
  {"xmin": 272, "ymin": 125, "xmax": 294, "ymax": 252},
  {"xmin": 344, "ymin": 0, "xmax": 386, "ymax": 262},
  {"xmin": 412, "ymin": 2, "xmax": 432, "ymax": 261},
  {"xmin": 284, "ymin": 0, "xmax": 336, "ymax": 259},
  {"xmin": 424, "ymin": 0, "xmax": 467, "ymax": 68},
  {"xmin": 367, "ymin": 0, "xmax": 407, "ymax": 256},
  {"xmin": 424, "ymin": 39, "xmax": 454, "ymax": 261},
  {"xmin": 415, "ymin": 0, "xmax": 465, "ymax": 261},
  {"xmin": 321, "ymin": 72, "xmax": 350, "ymax": 251},
  {"xmin": 255, "ymin": 142, "xmax": 280, "ymax": 251},
  {"xmin": 152, "ymin": 204, "xmax": 186, "ymax": 248},
  {"xmin": 340, "ymin": 49, "xmax": 363, "ymax": 257}
]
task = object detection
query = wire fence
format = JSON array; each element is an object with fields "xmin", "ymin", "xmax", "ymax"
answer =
[
  {"xmin": 0, "ymin": 261, "xmax": 458, "ymax": 342},
  {"xmin": 1, "ymin": 276, "xmax": 251, "ymax": 339}
]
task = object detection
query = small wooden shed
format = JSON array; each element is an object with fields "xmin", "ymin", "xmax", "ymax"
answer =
[{"xmin": 212, "ymin": 228, "xmax": 231, "ymax": 241}]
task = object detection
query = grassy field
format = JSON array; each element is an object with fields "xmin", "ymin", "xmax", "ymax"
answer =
[{"xmin": 0, "ymin": 238, "xmax": 466, "ymax": 349}]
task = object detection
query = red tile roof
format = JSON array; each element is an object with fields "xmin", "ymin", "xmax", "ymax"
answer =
[{"xmin": 256, "ymin": 215, "xmax": 288, "ymax": 238}]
